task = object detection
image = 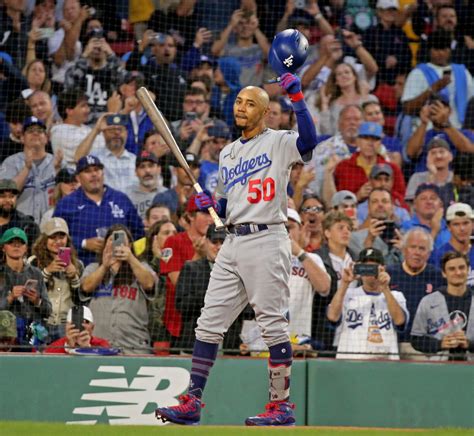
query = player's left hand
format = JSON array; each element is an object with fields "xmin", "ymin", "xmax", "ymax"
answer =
[
  {"xmin": 279, "ymin": 73, "xmax": 301, "ymax": 95},
  {"xmin": 195, "ymin": 190, "xmax": 215, "ymax": 211}
]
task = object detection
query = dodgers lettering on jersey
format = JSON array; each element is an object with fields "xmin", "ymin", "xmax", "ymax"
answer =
[{"xmin": 216, "ymin": 129, "xmax": 303, "ymax": 225}]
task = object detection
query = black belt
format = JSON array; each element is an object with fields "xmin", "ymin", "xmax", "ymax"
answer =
[{"xmin": 227, "ymin": 223, "xmax": 268, "ymax": 236}]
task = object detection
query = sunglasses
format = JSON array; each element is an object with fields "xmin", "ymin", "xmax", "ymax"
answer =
[{"xmin": 301, "ymin": 206, "xmax": 324, "ymax": 213}]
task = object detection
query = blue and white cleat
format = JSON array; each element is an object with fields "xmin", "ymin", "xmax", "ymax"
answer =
[
  {"xmin": 245, "ymin": 401, "xmax": 296, "ymax": 426},
  {"xmin": 155, "ymin": 394, "xmax": 203, "ymax": 425}
]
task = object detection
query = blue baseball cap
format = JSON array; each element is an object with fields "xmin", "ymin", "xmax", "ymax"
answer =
[
  {"xmin": 208, "ymin": 119, "xmax": 231, "ymax": 139},
  {"xmin": 76, "ymin": 155, "xmax": 104, "ymax": 174},
  {"xmin": 358, "ymin": 122, "xmax": 383, "ymax": 139},
  {"xmin": 23, "ymin": 116, "xmax": 46, "ymax": 132},
  {"xmin": 414, "ymin": 183, "xmax": 441, "ymax": 199}
]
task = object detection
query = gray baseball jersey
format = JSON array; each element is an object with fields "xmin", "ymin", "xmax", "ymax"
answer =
[
  {"xmin": 125, "ymin": 183, "xmax": 168, "ymax": 220},
  {"xmin": 216, "ymin": 128, "xmax": 306, "ymax": 225},
  {"xmin": 0, "ymin": 152, "xmax": 57, "ymax": 223}
]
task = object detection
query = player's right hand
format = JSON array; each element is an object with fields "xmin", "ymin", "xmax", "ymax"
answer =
[{"xmin": 195, "ymin": 190, "xmax": 215, "ymax": 211}]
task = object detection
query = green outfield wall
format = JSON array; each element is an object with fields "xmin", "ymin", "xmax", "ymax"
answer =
[{"xmin": 0, "ymin": 355, "xmax": 472, "ymax": 428}]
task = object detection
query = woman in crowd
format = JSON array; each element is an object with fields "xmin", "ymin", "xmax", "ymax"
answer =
[
  {"xmin": 23, "ymin": 59, "xmax": 52, "ymax": 94},
  {"xmin": 80, "ymin": 224, "xmax": 157, "ymax": 354},
  {"xmin": 0, "ymin": 228, "xmax": 52, "ymax": 348},
  {"xmin": 309, "ymin": 62, "xmax": 377, "ymax": 136},
  {"xmin": 30, "ymin": 218, "xmax": 82, "ymax": 342}
]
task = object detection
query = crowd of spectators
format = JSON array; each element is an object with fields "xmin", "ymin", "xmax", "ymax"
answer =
[{"xmin": 0, "ymin": 0, "xmax": 473, "ymax": 360}]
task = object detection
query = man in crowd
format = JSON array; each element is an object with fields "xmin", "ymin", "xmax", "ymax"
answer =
[
  {"xmin": 0, "ymin": 179, "xmax": 39, "ymax": 250},
  {"xmin": 75, "ymin": 114, "xmax": 136, "ymax": 193},
  {"xmin": 160, "ymin": 195, "xmax": 213, "ymax": 345},
  {"xmin": 125, "ymin": 151, "xmax": 167, "ymax": 222},
  {"xmin": 357, "ymin": 164, "xmax": 410, "ymax": 224},
  {"xmin": 175, "ymin": 224, "xmax": 227, "ymax": 352},
  {"xmin": 388, "ymin": 228, "xmax": 445, "ymax": 360},
  {"xmin": 350, "ymin": 188, "xmax": 402, "ymax": 266},
  {"xmin": 327, "ymin": 248, "xmax": 408, "ymax": 360},
  {"xmin": 334, "ymin": 122, "xmax": 406, "ymax": 203},
  {"xmin": 430, "ymin": 203, "xmax": 474, "ymax": 286},
  {"xmin": 45, "ymin": 306, "xmax": 110, "ymax": 354},
  {"xmin": 0, "ymin": 99, "xmax": 30, "ymax": 163},
  {"xmin": 411, "ymin": 252, "xmax": 474, "ymax": 360},
  {"xmin": 64, "ymin": 27, "xmax": 122, "ymax": 122},
  {"xmin": 51, "ymin": 89, "xmax": 105, "ymax": 169},
  {"xmin": 0, "ymin": 117, "xmax": 59, "ymax": 223},
  {"xmin": 401, "ymin": 183, "xmax": 451, "ymax": 248},
  {"xmin": 53, "ymin": 155, "xmax": 144, "ymax": 265}
]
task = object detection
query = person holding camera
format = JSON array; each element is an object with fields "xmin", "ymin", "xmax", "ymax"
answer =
[
  {"xmin": 29, "ymin": 218, "xmax": 83, "ymax": 342},
  {"xmin": 0, "ymin": 227, "xmax": 52, "ymax": 348},
  {"xmin": 350, "ymin": 188, "xmax": 403, "ymax": 266},
  {"xmin": 44, "ymin": 305, "xmax": 110, "ymax": 354},
  {"xmin": 327, "ymin": 247, "xmax": 408, "ymax": 360},
  {"xmin": 80, "ymin": 224, "xmax": 157, "ymax": 354},
  {"xmin": 64, "ymin": 27, "xmax": 122, "ymax": 123}
]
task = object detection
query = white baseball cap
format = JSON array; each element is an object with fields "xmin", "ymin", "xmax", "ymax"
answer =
[
  {"xmin": 67, "ymin": 306, "xmax": 94, "ymax": 323},
  {"xmin": 446, "ymin": 203, "xmax": 474, "ymax": 222},
  {"xmin": 287, "ymin": 208, "xmax": 302, "ymax": 225},
  {"xmin": 376, "ymin": 0, "xmax": 399, "ymax": 9}
]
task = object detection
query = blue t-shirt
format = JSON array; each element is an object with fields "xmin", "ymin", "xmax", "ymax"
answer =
[
  {"xmin": 152, "ymin": 189, "xmax": 179, "ymax": 214},
  {"xmin": 382, "ymin": 135, "xmax": 402, "ymax": 154},
  {"xmin": 387, "ymin": 263, "xmax": 445, "ymax": 341},
  {"xmin": 54, "ymin": 186, "xmax": 144, "ymax": 265},
  {"xmin": 400, "ymin": 214, "xmax": 451, "ymax": 248}
]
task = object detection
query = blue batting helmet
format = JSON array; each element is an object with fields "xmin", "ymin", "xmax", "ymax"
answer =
[{"xmin": 268, "ymin": 29, "xmax": 309, "ymax": 76}]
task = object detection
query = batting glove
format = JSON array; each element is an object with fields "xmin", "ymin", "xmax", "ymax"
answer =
[
  {"xmin": 195, "ymin": 190, "xmax": 215, "ymax": 211},
  {"xmin": 279, "ymin": 73, "xmax": 303, "ymax": 102}
]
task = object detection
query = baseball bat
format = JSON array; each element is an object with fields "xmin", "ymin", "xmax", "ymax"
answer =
[{"xmin": 136, "ymin": 87, "xmax": 225, "ymax": 230}]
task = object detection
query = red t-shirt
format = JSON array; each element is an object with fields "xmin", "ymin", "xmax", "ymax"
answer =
[
  {"xmin": 44, "ymin": 336, "xmax": 110, "ymax": 354},
  {"xmin": 160, "ymin": 232, "xmax": 195, "ymax": 337}
]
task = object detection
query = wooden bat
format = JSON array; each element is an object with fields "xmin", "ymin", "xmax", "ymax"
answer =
[{"xmin": 136, "ymin": 87, "xmax": 225, "ymax": 230}]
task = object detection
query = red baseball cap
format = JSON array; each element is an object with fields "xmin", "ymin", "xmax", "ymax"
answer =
[{"xmin": 186, "ymin": 195, "xmax": 199, "ymax": 213}]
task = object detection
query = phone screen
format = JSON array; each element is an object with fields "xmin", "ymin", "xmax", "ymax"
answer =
[
  {"xmin": 24, "ymin": 279, "xmax": 38, "ymax": 292},
  {"xmin": 380, "ymin": 221, "xmax": 396, "ymax": 243},
  {"xmin": 112, "ymin": 230, "xmax": 127, "ymax": 254},
  {"xmin": 354, "ymin": 263, "xmax": 379, "ymax": 277}
]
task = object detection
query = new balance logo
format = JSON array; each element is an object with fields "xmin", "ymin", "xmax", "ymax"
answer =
[
  {"xmin": 283, "ymin": 55, "xmax": 294, "ymax": 67},
  {"xmin": 68, "ymin": 365, "xmax": 190, "ymax": 425},
  {"xmin": 78, "ymin": 205, "xmax": 85, "ymax": 210}
]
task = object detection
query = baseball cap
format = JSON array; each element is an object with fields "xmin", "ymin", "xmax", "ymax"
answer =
[
  {"xmin": 40, "ymin": 217, "xmax": 69, "ymax": 236},
  {"xmin": 76, "ymin": 155, "xmax": 104, "ymax": 174},
  {"xmin": 358, "ymin": 247, "xmax": 385, "ymax": 265},
  {"xmin": 55, "ymin": 168, "xmax": 76, "ymax": 184},
  {"xmin": 206, "ymin": 224, "xmax": 227, "ymax": 242},
  {"xmin": 446, "ymin": 203, "xmax": 474, "ymax": 222},
  {"xmin": 370, "ymin": 163, "xmax": 393, "ymax": 179},
  {"xmin": 331, "ymin": 190, "xmax": 357, "ymax": 208},
  {"xmin": 0, "ymin": 311, "xmax": 17, "ymax": 338},
  {"xmin": 376, "ymin": 0, "xmax": 399, "ymax": 9},
  {"xmin": 136, "ymin": 150, "xmax": 160, "ymax": 166},
  {"xmin": 287, "ymin": 208, "xmax": 302, "ymax": 225},
  {"xmin": 23, "ymin": 116, "xmax": 46, "ymax": 132},
  {"xmin": 427, "ymin": 137, "xmax": 450, "ymax": 152},
  {"xmin": 66, "ymin": 306, "xmax": 94, "ymax": 323},
  {"xmin": 198, "ymin": 55, "xmax": 216, "ymax": 67},
  {"xmin": 414, "ymin": 183, "xmax": 441, "ymax": 199},
  {"xmin": 106, "ymin": 114, "xmax": 129, "ymax": 127},
  {"xmin": 358, "ymin": 122, "xmax": 383, "ymax": 139},
  {"xmin": 428, "ymin": 93, "xmax": 450, "ymax": 107},
  {"xmin": 119, "ymin": 70, "xmax": 145, "ymax": 87},
  {"xmin": 0, "ymin": 227, "xmax": 28, "ymax": 245},
  {"xmin": 207, "ymin": 120, "xmax": 231, "ymax": 139},
  {"xmin": 0, "ymin": 179, "xmax": 19, "ymax": 194},
  {"xmin": 185, "ymin": 152, "xmax": 200, "ymax": 168},
  {"xmin": 186, "ymin": 194, "xmax": 202, "ymax": 213}
]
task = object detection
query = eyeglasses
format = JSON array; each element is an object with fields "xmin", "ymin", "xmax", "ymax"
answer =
[{"xmin": 301, "ymin": 206, "xmax": 324, "ymax": 213}]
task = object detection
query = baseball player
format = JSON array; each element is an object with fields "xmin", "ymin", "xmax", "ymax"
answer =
[{"xmin": 155, "ymin": 72, "xmax": 318, "ymax": 426}]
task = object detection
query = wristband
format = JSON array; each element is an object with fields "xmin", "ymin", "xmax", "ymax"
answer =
[
  {"xmin": 289, "ymin": 91, "xmax": 304, "ymax": 103},
  {"xmin": 297, "ymin": 251, "xmax": 307, "ymax": 262}
]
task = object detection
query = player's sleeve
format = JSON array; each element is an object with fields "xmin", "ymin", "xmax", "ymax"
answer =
[
  {"xmin": 292, "ymin": 99, "xmax": 318, "ymax": 161},
  {"xmin": 214, "ymin": 158, "xmax": 228, "ymax": 219}
]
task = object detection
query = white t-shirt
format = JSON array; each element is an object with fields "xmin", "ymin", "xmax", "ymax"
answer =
[
  {"xmin": 50, "ymin": 123, "xmax": 105, "ymax": 169},
  {"xmin": 401, "ymin": 63, "xmax": 473, "ymax": 128},
  {"xmin": 334, "ymin": 286, "xmax": 408, "ymax": 360},
  {"xmin": 288, "ymin": 252, "xmax": 329, "ymax": 338}
]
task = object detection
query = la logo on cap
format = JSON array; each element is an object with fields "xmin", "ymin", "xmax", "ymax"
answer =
[{"xmin": 86, "ymin": 156, "xmax": 95, "ymax": 164}]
